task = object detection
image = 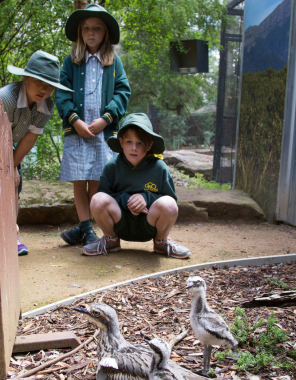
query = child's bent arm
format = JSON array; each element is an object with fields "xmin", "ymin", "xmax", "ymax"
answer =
[
  {"xmin": 14, "ymin": 132, "xmax": 38, "ymax": 167},
  {"xmin": 73, "ymin": 119, "xmax": 95, "ymax": 137},
  {"xmin": 14, "ymin": 167, "xmax": 20, "ymax": 188},
  {"xmin": 89, "ymin": 118, "xmax": 108, "ymax": 134}
]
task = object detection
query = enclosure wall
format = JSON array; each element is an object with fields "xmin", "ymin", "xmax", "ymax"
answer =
[{"xmin": 235, "ymin": 0, "xmax": 292, "ymax": 222}]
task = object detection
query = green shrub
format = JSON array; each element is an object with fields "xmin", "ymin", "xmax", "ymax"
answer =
[{"xmin": 215, "ymin": 308, "xmax": 291, "ymax": 372}]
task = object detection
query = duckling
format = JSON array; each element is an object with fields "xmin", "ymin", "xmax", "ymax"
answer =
[
  {"xmin": 74, "ymin": 302, "xmax": 201, "ymax": 380},
  {"xmin": 146, "ymin": 337, "xmax": 186, "ymax": 380},
  {"xmin": 186, "ymin": 276, "xmax": 238, "ymax": 375}
]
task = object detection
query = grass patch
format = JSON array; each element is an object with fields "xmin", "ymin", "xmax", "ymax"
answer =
[
  {"xmin": 215, "ymin": 307, "xmax": 292, "ymax": 373},
  {"xmin": 169, "ymin": 167, "xmax": 230, "ymax": 190},
  {"xmin": 265, "ymin": 276, "xmax": 289, "ymax": 289}
]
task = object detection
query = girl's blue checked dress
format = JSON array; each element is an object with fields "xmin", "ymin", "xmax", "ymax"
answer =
[{"xmin": 60, "ymin": 51, "xmax": 117, "ymax": 182}]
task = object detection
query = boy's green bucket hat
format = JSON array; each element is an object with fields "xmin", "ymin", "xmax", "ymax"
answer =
[
  {"xmin": 7, "ymin": 50, "xmax": 73, "ymax": 92},
  {"xmin": 108, "ymin": 113, "xmax": 165, "ymax": 154},
  {"xmin": 65, "ymin": 3, "xmax": 120, "ymax": 44}
]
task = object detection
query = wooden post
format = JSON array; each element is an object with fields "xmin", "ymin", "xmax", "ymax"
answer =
[{"xmin": 0, "ymin": 99, "xmax": 21, "ymax": 378}]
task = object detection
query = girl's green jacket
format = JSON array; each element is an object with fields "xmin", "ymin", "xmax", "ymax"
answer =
[{"xmin": 55, "ymin": 54, "xmax": 131, "ymax": 140}]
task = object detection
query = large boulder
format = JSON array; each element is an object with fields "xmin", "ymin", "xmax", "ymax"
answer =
[
  {"xmin": 163, "ymin": 150, "xmax": 213, "ymax": 180},
  {"xmin": 18, "ymin": 180, "xmax": 79, "ymax": 225},
  {"xmin": 177, "ymin": 201, "xmax": 208, "ymax": 223},
  {"xmin": 17, "ymin": 179, "xmax": 266, "ymax": 225},
  {"xmin": 175, "ymin": 187, "xmax": 265, "ymax": 221}
]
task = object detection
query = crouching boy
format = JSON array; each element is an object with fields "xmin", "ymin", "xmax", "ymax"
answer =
[{"xmin": 81, "ymin": 113, "xmax": 191, "ymax": 259}]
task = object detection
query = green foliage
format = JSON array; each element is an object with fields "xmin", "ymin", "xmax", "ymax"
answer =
[
  {"xmin": 188, "ymin": 173, "xmax": 230, "ymax": 190},
  {"xmin": 215, "ymin": 350, "xmax": 228, "ymax": 363},
  {"xmin": 287, "ymin": 349, "xmax": 296, "ymax": 359},
  {"xmin": 257, "ymin": 312, "xmax": 288, "ymax": 349},
  {"xmin": 0, "ymin": 0, "xmax": 73, "ymax": 87},
  {"xmin": 206, "ymin": 368, "xmax": 216, "ymax": 378},
  {"xmin": 109, "ymin": 0, "xmax": 226, "ymax": 116},
  {"xmin": 236, "ymin": 66, "xmax": 287, "ymax": 222},
  {"xmin": 231, "ymin": 351, "xmax": 257, "ymax": 370},
  {"xmin": 265, "ymin": 276, "xmax": 289, "ymax": 289},
  {"xmin": 219, "ymin": 308, "xmax": 291, "ymax": 372},
  {"xmin": 1, "ymin": 0, "xmax": 227, "ymax": 180},
  {"xmin": 276, "ymin": 360, "xmax": 295, "ymax": 370},
  {"xmin": 159, "ymin": 115, "xmax": 190, "ymax": 148},
  {"xmin": 169, "ymin": 167, "xmax": 230, "ymax": 190},
  {"xmin": 230, "ymin": 306, "xmax": 265, "ymax": 346},
  {"xmin": 109, "ymin": 0, "xmax": 226, "ymax": 70}
]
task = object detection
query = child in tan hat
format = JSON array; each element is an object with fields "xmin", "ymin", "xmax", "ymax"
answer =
[{"xmin": 0, "ymin": 50, "xmax": 72, "ymax": 255}]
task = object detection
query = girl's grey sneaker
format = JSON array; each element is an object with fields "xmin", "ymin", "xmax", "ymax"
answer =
[
  {"xmin": 82, "ymin": 236, "xmax": 121, "ymax": 256},
  {"xmin": 153, "ymin": 237, "xmax": 191, "ymax": 259},
  {"xmin": 60, "ymin": 226, "xmax": 82, "ymax": 245}
]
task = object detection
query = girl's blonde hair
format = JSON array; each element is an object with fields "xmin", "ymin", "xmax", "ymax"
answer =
[{"xmin": 70, "ymin": 17, "xmax": 114, "ymax": 66}]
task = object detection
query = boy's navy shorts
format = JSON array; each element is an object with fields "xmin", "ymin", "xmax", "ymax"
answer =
[{"xmin": 114, "ymin": 207, "xmax": 157, "ymax": 242}]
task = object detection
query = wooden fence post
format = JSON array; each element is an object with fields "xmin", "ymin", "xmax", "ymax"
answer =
[{"xmin": 0, "ymin": 99, "xmax": 21, "ymax": 378}]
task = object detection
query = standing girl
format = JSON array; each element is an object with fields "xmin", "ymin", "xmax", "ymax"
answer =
[{"xmin": 56, "ymin": 4, "xmax": 131, "ymax": 246}]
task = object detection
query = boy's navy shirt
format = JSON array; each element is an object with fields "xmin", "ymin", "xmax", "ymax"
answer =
[{"xmin": 98, "ymin": 153, "xmax": 177, "ymax": 210}]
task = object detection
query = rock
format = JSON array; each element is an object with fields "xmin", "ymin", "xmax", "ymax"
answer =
[
  {"xmin": 177, "ymin": 201, "xmax": 208, "ymax": 223},
  {"xmin": 18, "ymin": 180, "xmax": 78, "ymax": 226},
  {"xmin": 163, "ymin": 150, "xmax": 213, "ymax": 180},
  {"xmin": 17, "ymin": 179, "xmax": 266, "ymax": 225},
  {"xmin": 18, "ymin": 204, "xmax": 79, "ymax": 225},
  {"xmin": 175, "ymin": 187, "xmax": 266, "ymax": 221}
]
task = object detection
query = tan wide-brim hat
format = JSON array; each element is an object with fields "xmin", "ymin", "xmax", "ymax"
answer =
[
  {"xmin": 65, "ymin": 3, "xmax": 120, "ymax": 44},
  {"xmin": 7, "ymin": 50, "xmax": 73, "ymax": 92}
]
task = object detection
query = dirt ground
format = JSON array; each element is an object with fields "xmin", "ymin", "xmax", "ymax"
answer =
[{"xmin": 18, "ymin": 220, "xmax": 296, "ymax": 313}]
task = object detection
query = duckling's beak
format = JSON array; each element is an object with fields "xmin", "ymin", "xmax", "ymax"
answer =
[
  {"xmin": 144, "ymin": 338, "xmax": 151, "ymax": 344},
  {"xmin": 73, "ymin": 307, "xmax": 89, "ymax": 315},
  {"xmin": 185, "ymin": 284, "xmax": 192, "ymax": 289}
]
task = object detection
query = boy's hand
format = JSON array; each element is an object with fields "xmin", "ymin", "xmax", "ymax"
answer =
[
  {"xmin": 73, "ymin": 119, "xmax": 95, "ymax": 137},
  {"xmin": 130, "ymin": 207, "xmax": 148, "ymax": 216},
  {"xmin": 89, "ymin": 118, "xmax": 108, "ymax": 134},
  {"xmin": 14, "ymin": 167, "xmax": 20, "ymax": 188},
  {"xmin": 127, "ymin": 194, "xmax": 148, "ymax": 215}
]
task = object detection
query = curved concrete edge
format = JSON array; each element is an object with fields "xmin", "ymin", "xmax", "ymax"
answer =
[{"xmin": 22, "ymin": 254, "xmax": 296, "ymax": 319}]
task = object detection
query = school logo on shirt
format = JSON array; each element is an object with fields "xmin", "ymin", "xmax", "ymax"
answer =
[{"xmin": 144, "ymin": 182, "xmax": 158, "ymax": 192}]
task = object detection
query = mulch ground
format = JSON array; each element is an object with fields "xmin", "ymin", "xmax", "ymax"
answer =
[{"xmin": 9, "ymin": 261, "xmax": 296, "ymax": 380}]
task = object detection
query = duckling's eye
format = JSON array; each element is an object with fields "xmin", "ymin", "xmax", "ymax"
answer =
[{"xmin": 92, "ymin": 311, "xmax": 101, "ymax": 317}]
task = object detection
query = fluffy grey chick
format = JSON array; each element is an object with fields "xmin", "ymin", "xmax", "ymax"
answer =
[
  {"xmin": 147, "ymin": 337, "xmax": 186, "ymax": 380},
  {"xmin": 186, "ymin": 276, "xmax": 238, "ymax": 375},
  {"xmin": 74, "ymin": 303, "xmax": 201, "ymax": 380}
]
